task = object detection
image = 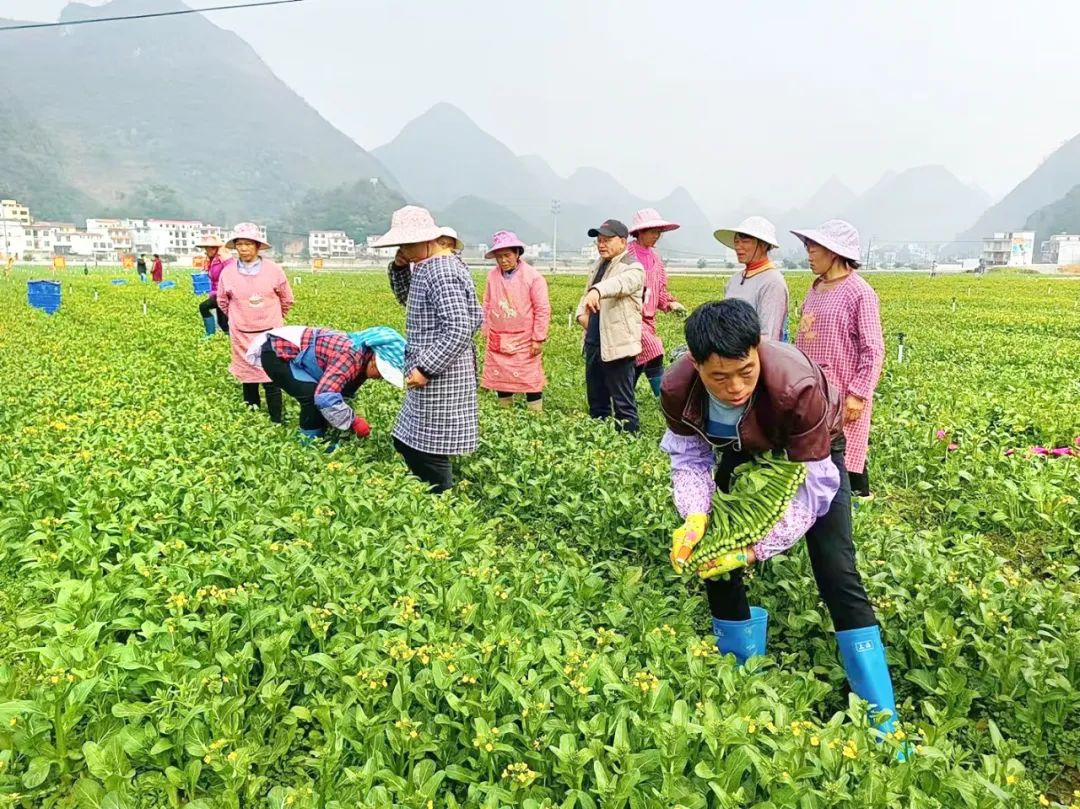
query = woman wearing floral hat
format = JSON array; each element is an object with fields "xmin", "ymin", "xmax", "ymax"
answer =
[
  {"xmin": 195, "ymin": 234, "xmax": 234, "ymax": 338},
  {"xmin": 217, "ymin": 223, "xmax": 294, "ymax": 423},
  {"xmin": 714, "ymin": 216, "xmax": 789, "ymax": 341},
  {"xmin": 480, "ymin": 230, "xmax": 551, "ymax": 412},
  {"xmin": 792, "ymin": 219, "xmax": 884, "ymax": 499},
  {"xmin": 378, "ymin": 206, "xmax": 483, "ymax": 492},
  {"xmin": 627, "ymin": 209, "xmax": 686, "ymax": 397}
]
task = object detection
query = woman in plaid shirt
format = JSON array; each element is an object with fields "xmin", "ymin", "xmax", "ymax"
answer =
[
  {"xmin": 792, "ymin": 220, "xmax": 885, "ymax": 498},
  {"xmin": 377, "ymin": 206, "xmax": 483, "ymax": 492}
]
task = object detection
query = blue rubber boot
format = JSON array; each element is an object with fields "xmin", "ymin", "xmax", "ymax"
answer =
[
  {"xmin": 648, "ymin": 374, "xmax": 663, "ymax": 397},
  {"xmin": 836, "ymin": 625, "xmax": 905, "ymax": 755},
  {"xmin": 712, "ymin": 606, "xmax": 769, "ymax": 665},
  {"xmin": 298, "ymin": 427, "xmax": 325, "ymax": 445},
  {"xmin": 202, "ymin": 316, "xmax": 216, "ymax": 339}
]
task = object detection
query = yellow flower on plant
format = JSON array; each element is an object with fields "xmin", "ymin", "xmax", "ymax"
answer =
[
  {"xmin": 809, "ymin": 735, "xmax": 820, "ymax": 747},
  {"xmin": 1039, "ymin": 797, "xmax": 1049, "ymax": 807},
  {"xmin": 842, "ymin": 741, "xmax": 858, "ymax": 759}
]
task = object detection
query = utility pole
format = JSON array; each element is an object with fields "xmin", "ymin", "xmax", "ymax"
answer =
[
  {"xmin": 865, "ymin": 235, "xmax": 873, "ymax": 270},
  {"xmin": 551, "ymin": 199, "xmax": 560, "ymax": 274}
]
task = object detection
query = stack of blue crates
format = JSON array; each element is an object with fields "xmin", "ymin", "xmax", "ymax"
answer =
[
  {"xmin": 27, "ymin": 280, "xmax": 61, "ymax": 314},
  {"xmin": 191, "ymin": 272, "xmax": 211, "ymax": 295}
]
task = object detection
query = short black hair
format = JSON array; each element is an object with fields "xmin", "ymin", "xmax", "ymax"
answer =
[{"xmin": 684, "ymin": 299, "xmax": 761, "ymax": 362}]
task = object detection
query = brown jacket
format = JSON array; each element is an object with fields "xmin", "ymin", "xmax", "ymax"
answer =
[
  {"xmin": 659, "ymin": 341, "xmax": 843, "ymax": 461},
  {"xmin": 575, "ymin": 250, "xmax": 644, "ymax": 362}
]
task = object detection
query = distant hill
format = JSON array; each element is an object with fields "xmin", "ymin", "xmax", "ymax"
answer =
[
  {"xmin": 1023, "ymin": 184, "xmax": 1080, "ymax": 243},
  {"xmin": 0, "ymin": 0, "xmax": 396, "ymax": 224},
  {"xmin": 437, "ymin": 196, "xmax": 546, "ymax": 247},
  {"xmin": 950, "ymin": 132, "xmax": 1080, "ymax": 255},
  {"xmin": 841, "ymin": 165, "xmax": 990, "ymax": 245},
  {"xmin": 277, "ymin": 179, "xmax": 407, "ymax": 248},
  {"xmin": 777, "ymin": 178, "xmax": 858, "ymax": 254},
  {"xmin": 374, "ymin": 103, "xmax": 718, "ymax": 254}
]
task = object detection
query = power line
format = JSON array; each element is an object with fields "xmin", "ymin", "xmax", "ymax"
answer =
[{"xmin": 0, "ymin": 0, "xmax": 306, "ymax": 32}]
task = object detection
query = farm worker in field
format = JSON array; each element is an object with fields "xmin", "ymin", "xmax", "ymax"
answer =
[
  {"xmin": 151, "ymin": 254, "xmax": 164, "ymax": 283},
  {"xmin": 792, "ymin": 220, "xmax": 885, "ymax": 500},
  {"xmin": 217, "ymin": 223, "xmax": 294, "ymax": 424},
  {"xmin": 379, "ymin": 206, "xmax": 483, "ymax": 493},
  {"xmin": 627, "ymin": 208, "xmax": 687, "ymax": 398},
  {"xmin": 136, "ymin": 254, "xmax": 148, "ymax": 282},
  {"xmin": 436, "ymin": 226, "xmax": 464, "ymax": 254},
  {"xmin": 714, "ymin": 216, "xmax": 789, "ymax": 341},
  {"xmin": 480, "ymin": 230, "xmax": 551, "ymax": 412},
  {"xmin": 196, "ymin": 234, "xmax": 233, "ymax": 338},
  {"xmin": 575, "ymin": 219, "xmax": 645, "ymax": 432},
  {"xmin": 246, "ymin": 325, "xmax": 406, "ymax": 443},
  {"xmin": 660, "ymin": 298, "xmax": 902, "ymax": 742}
]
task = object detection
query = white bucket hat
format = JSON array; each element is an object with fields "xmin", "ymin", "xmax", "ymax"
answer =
[
  {"xmin": 790, "ymin": 219, "xmax": 861, "ymax": 262},
  {"xmin": 713, "ymin": 216, "xmax": 780, "ymax": 250},
  {"xmin": 371, "ymin": 205, "xmax": 443, "ymax": 248},
  {"xmin": 437, "ymin": 226, "xmax": 464, "ymax": 252}
]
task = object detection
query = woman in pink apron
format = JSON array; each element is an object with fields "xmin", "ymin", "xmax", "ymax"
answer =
[
  {"xmin": 480, "ymin": 230, "xmax": 551, "ymax": 412},
  {"xmin": 217, "ymin": 222, "xmax": 294, "ymax": 423}
]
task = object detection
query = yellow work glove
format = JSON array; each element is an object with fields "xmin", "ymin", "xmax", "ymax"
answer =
[
  {"xmin": 671, "ymin": 513, "xmax": 708, "ymax": 573},
  {"xmin": 697, "ymin": 548, "xmax": 754, "ymax": 580}
]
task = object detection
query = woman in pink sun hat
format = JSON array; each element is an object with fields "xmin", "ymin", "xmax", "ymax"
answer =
[
  {"xmin": 217, "ymin": 222, "xmax": 294, "ymax": 423},
  {"xmin": 480, "ymin": 230, "xmax": 551, "ymax": 412},
  {"xmin": 627, "ymin": 208, "xmax": 686, "ymax": 397},
  {"xmin": 792, "ymin": 219, "xmax": 884, "ymax": 499}
]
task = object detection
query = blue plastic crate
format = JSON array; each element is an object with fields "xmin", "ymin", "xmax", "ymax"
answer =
[
  {"xmin": 27, "ymin": 280, "xmax": 62, "ymax": 314},
  {"xmin": 191, "ymin": 272, "xmax": 211, "ymax": 295},
  {"xmin": 158, "ymin": 280, "xmax": 176, "ymax": 290},
  {"xmin": 111, "ymin": 278, "xmax": 128, "ymax": 285}
]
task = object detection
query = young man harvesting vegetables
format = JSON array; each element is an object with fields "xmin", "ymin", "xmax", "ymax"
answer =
[{"xmin": 659, "ymin": 298, "xmax": 902, "ymax": 742}]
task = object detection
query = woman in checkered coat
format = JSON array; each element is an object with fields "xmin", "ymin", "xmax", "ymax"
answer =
[{"xmin": 376, "ymin": 206, "xmax": 483, "ymax": 492}]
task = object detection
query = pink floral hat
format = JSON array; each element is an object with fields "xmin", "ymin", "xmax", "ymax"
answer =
[
  {"xmin": 225, "ymin": 223, "xmax": 270, "ymax": 250},
  {"xmin": 485, "ymin": 230, "xmax": 527, "ymax": 258},
  {"xmin": 629, "ymin": 208, "xmax": 681, "ymax": 235},
  {"xmin": 371, "ymin": 205, "xmax": 442, "ymax": 247},
  {"xmin": 790, "ymin": 219, "xmax": 862, "ymax": 262}
]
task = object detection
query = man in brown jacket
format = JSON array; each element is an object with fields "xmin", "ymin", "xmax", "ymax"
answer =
[
  {"xmin": 576, "ymin": 219, "xmax": 644, "ymax": 432},
  {"xmin": 659, "ymin": 298, "xmax": 902, "ymax": 747}
]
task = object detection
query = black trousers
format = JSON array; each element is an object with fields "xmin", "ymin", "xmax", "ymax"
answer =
[
  {"xmin": 394, "ymin": 437, "xmax": 453, "ymax": 493},
  {"xmin": 260, "ymin": 346, "xmax": 324, "ymax": 430},
  {"xmin": 242, "ymin": 381, "xmax": 283, "ymax": 424},
  {"xmin": 497, "ymin": 391, "xmax": 543, "ymax": 402},
  {"xmin": 849, "ymin": 464, "xmax": 870, "ymax": 497},
  {"xmin": 634, "ymin": 354, "xmax": 664, "ymax": 382},
  {"xmin": 198, "ymin": 295, "xmax": 229, "ymax": 333},
  {"xmin": 584, "ymin": 343, "xmax": 639, "ymax": 432},
  {"xmin": 704, "ymin": 442, "xmax": 877, "ymax": 631}
]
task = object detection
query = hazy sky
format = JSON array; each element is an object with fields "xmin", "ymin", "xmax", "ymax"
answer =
[{"xmin": 5, "ymin": 0, "xmax": 1080, "ymax": 216}]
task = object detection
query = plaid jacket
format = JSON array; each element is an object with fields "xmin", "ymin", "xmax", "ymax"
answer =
[
  {"xmin": 389, "ymin": 256, "xmax": 483, "ymax": 455},
  {"xmin": 268, "ymin": 328, "xmax": 371, "ymax": 429}
]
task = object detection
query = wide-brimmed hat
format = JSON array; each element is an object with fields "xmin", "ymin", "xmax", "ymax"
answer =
[
  {"xmin": 371, "ymin": 205, "xmax": 442, "ymax": 248},
  {"xmin": 225, "ymin": 222, "xmax": 271, "ymax": 250},
  {"xmin": 437, "ymin": 226, "xmax": 464, "ymax": 252},
  {"xmin": 713, "ymin": 216, "xmax": 779, "ymax": 250},
  {"xmin": 790, "ymin": 219, "xmax": 861, "ymax": 262},
  {"xmin": 629, "ymin": 208, "xmax": 681, "ymax": 235},
  {"xmin": 485, "ymin": 230, "xmax": 527, "ymax": 258},
  {"xmin": 196, "ymin": 234, "xmax": 226, "ymax": 248},
  {"xmin": 348, "ymin": 326, "xmax": 407, "ymax": 389}
]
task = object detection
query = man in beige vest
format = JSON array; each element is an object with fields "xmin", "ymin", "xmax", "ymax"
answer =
[{"xmin": 576, "ymin": 219, "xmax": 645, "ymax": 432}]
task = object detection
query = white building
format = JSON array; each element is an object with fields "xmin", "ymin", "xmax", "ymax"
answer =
[
  {"xmin": 1039, "ymin": 234, "xmax": 1080, "ymax": 265},
  {"xmin": 580, "ymin": 244, "xmax": 600, "ymax": 261},
  {"xmin": 364, "ymin": 236, "xmax": 398, "ymax": 259},
  {"xmin": 27, "ymin": 222, "xmax": 76, "ymax": 256},
  {"xmin": 67, "ymin": 231, "xmax": 112, "ymax": 257},
  {"xmin": 0, "ymin": 221, "xmax": 28, "ymax": 258},
  {"xmin": 0, "ymin": 199, "xmax": 31, "ymax": 225},
  {"xmin": 982, "ymin": 232, "xmax": 1035, "ymax": 267},
  {"xmin": 147, "ymin": 219, "xmax": 204, "ymax": 257},
  {"xmin": 309, "ymin": 230, "xmax": 356, "ymax": 258}
]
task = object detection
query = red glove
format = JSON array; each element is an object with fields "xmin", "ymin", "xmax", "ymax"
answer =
[{"xmin": 351, "ymin": 416, "xmax": 371, "ymax": 438}]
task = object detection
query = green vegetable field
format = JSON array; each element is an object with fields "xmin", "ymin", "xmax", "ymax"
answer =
[{"xmin": 0, "ymin": 271, "xmax": 1077, "ymax": 809}]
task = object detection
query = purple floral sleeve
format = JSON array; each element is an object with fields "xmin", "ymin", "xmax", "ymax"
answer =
[
  {"xmin": 752, "ymin": 457, "xmax": 840, "ymax": 561},
  {"xmin": 660, "ymin": 430, "xmax": 716, "ymax": 518}
]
